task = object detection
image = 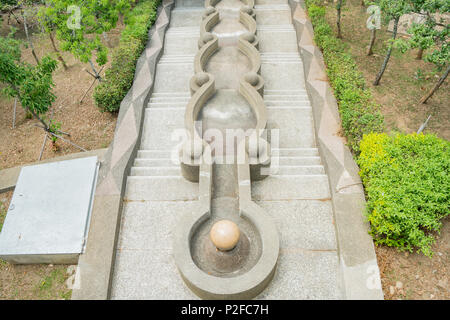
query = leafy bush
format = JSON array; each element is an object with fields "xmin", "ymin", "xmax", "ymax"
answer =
[
  {"xmin": 305, "ymin": 0, "xmax": 384, "ymax": 153},
  {"xmin": 94, "ymin": 0, "xmax": 160, "ymax": 112},
  {"xmin": 358, "ymin": 133, "xmax": 450, "ymax": 256}
]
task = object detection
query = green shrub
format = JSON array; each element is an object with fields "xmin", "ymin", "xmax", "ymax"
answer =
[
  {"xmin": 94, "ymin": 0, "xmax": 160, "ymax": 112},
  {"xmin": 305, "ymin": 1, "xmax": 384, "ymax": 153},
  {"xmin": 358, "ymin": 133, "xmax": 450, "ymax": 256}
]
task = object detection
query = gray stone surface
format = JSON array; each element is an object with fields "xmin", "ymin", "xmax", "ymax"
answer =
[
  {"xmin": 106, "ymin": 0, "xmax": 383, "ymax": 300},
  {"xmin": 111, "ymin": 200, "xmax": 198, "ymax": 299},
  {"xmin": 256, "ymin": 250, "xmax": 342, "ymax": 299},
  {"xmin": 0, "ymin": 148, "xmax": 107, "ymax": 193},
  {"xmin": 72, "ymin": 0, "xmax": 176, "ymax": 300},
  {"xmin": 0, "ymin": 157, "xmax": 98, "ymax": 264}
]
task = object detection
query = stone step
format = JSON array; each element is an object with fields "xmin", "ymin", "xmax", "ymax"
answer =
[
  {"xmin": 255, "ymin": 4, "xmax": 290, "ymax": 11},
  {"xmin": 277, "ymin": 156, "xmax": 322, "ymax": 166},
  {"xmin": 271, "ymin": 148, "xmax": 319, "ymax": 157},
  {"xmin": 265, "ymin": 89, "xmax": 308, "ymax": 95},
  {"xmin": 134, "ymin": 158, "xmax": 180, "ymax": 167},
  {"xmin": 147, "ymin": 103, "xmax": 186, "ymax": 109},
  {"xmin": 130, "ymin": 167, "xmax": 180, "ymax": 177},
  {"xmin": 264, "ymin": 94, "xmax": 309, "ymax": 102},
  {"xmin": 265, "ymin": 101, "xmax": 311, "ymax": 107},
  {"xmin": 271, "ymin": 165, "xmax": 325, "ymax": 175},
  {"xmin": 165, "ymin": 27, "xmax": 200, "ymax": 36},
  {"xmin": 151, "ymin": 92, "xmax": 191, "ymax": 98},
  {"xmin": 252, "ymin": 175, "xmax": 331, "ymax": 200},
  {"xmin": 256, "ymin": 0, "xmax": 288, "ymax": 4},
  {"xmin": 257, "ymin": 25, "xmax": 294, "ymax": 32},
  {"xmin": 175, "ymin": 0, "xmax": 205, "ymax": 8},
  {"xmin": 125, "ymin": 176, "xmax": 198, "ymax": 201},
  {"xmin": 149, "ymin": 96, "xmax": 190, "ymax": 103},
  {"xmin": 137, "ymin": 150, "xmax": 174, "ymax": 159},
  {"xmin": 170, "ymin": 7, "xmax": 204, "ymax": 28},
  {"xmin": 159, "ymin": 56, "xmax": 194, "ymax": 65}
]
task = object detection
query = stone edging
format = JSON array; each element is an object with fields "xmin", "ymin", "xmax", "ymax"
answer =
[
  {"xmin": 289, "ymin": 0, "xmax": 384, "ymax": 300},
  {"xmin": 71, "ymin": 0, "xmax": 175, "ymax": 300},
  {"xmin": 0, "ymin": 148, "xmax": 107, "ymax": 193}
]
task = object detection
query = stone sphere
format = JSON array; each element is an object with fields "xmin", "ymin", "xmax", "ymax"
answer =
[
  {"xmin": 195, "ymin": 73, "xmax": 210, "ymax": 87},
  {"xmin": 241, "ymin": 32, "xmax": 255, "ymax": 43},
  {"xmin": 245, "ymin": 72, "xmax": 259, "ymax": 86},
  {"xmin": 210, "ymin": 220, "xmax": 240, "ymax": 251}
]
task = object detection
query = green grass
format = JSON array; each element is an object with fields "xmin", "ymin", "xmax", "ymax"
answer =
[{"xmin": 35, "ymin": 267, "xmax": 71, "ymax": 300}]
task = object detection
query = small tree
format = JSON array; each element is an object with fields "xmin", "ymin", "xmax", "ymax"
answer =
[
  {"xmin": 40, "ymin": 0, "xmax": 122, "ymax": 80},
  {"xmin": 408, "ymin": 0, "xmax": 449, "ymax": 102},
  {"xmin": 0, "ymin": 32, "xmax": 58, "ymax": 135},
  {"xmin": 0, "ymin": 0, "xmax": 20, "ymax": 25},
  {"xmin": 373, "ymin": 0, "xmax": 413, "ymax": 85},
  {"xmin": 366, "ymin": 4, "xmax": 381, "ymax": 55},
  {"xmin": 336, "ymin": 0, "xmax": 344, "ymax": 38},
  {"xmin": 37, "ymin": 3, "xmax": 68, "ymax": 69}
]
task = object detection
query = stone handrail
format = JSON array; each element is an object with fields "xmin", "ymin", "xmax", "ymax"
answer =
[
  {"xmin": 195, "ymin": 33, "xmax": 219, "ymax": 74},
  {"xmin": 201, "ymin": 7, "xmax": 220, "ymax": 35},
  {"xmin": 238, "ymin": 35, "xmax": 261, "ymax": 74},
  {"xmin": 239, "ymin": 9, "xmax": 257, "ymax": 35}
]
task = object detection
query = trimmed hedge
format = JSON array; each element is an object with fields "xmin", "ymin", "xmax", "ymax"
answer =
[
  {"xmin": 305, "ymin": 1, "xmax": 449, "ymax": 256},
  {"xmin": 94, "ymin": 0, "xmax": 160, "ymax": 112},
  {"xmin": 305, "ymin": 1, "xmax": 384, "ymax": 153},
  {"xmin": 358, "ymin": 133, "xmax": 450, "ymax": 256}
]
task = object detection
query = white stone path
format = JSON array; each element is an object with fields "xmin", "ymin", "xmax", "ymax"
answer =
[{"xmin": 111, "ymin": 0, "xmax": 342, "ymax": 299}]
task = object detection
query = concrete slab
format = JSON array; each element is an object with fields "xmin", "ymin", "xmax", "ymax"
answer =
[
  {"xmin": 266, "ymin": 107, "xmax": 316, "ymax": 148},
  {"xmin": 252, "ymin": 175, "xmax": 331, "ymax": 200},
  {"xmin": 256, "ymin": 250, "xmax": 342, "ymax": 299},
  {"xmin": 256, "ymin": 200, "xmax": 337, "ymax": 250},
  {"xmin": 141, "ymin": 108, "xmax": 185, "ymax": 150},
  {"xmin": 124, "ymin": 176, "xmax": 198, "ymax": 201},
  {"xmin": 0, "ymin": 148, "xmax": 107, "ymax": 193},
  {"xmin": 0, "ymin": 157, "xmax": 99, "ymax": 264},
  {"xmin": 111, "ymin": 200, "xmax": 199, "ymax": 299}
]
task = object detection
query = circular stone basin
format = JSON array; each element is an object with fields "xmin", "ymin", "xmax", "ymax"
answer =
[{"xmin": 190, "ymin": 198, "xmax": 262, "ymax": 278}]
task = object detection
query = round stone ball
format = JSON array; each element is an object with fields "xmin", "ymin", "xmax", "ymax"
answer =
[
  {"xmin": 245, "ymin": 72, "xmax": 259, "ymax": 86},
  {"xmin": 210, "ymin": 220, "xmax": 240, "ymax": 251}
]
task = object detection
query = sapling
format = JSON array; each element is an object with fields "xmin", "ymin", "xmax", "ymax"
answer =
[{"xmin": 373, "ymin": 0, "xmax": 413, "ymax": 85}]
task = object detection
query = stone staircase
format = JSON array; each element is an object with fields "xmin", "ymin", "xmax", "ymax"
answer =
[{"xmin": 111, "ymin": 0, "xmax": 342, "ymax": 299}]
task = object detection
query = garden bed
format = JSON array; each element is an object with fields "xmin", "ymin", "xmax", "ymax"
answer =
[{"xmin": 306, "ymin": 0, "xmax": 449, "ymax": 300}]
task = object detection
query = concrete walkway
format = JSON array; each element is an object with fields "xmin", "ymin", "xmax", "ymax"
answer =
[{"xmin": 110, "ymin": 0, "xmax": 379, "ymax": 299}]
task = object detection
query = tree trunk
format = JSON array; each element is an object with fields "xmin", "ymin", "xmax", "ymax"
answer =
[
  {"xmin": 49, "ymin": 32, "xmax": 68, "ymax": 70},
  {"xmin": 337, "ymin": 0, "xmax": 343, "ymax": 39},
  {"xmin": 88, "ymin": 59, "xmax": 102, "ymax": 81},
  {"xmin": 416, "ymin": 48, "xmax": 424, "ymax": 60},
  {"xmin": 361, "ymin": 0, "xmax": 365, "ymax": 6},
  {"xmin": 367, "ymin": 28, "xmax": 376, "ymax": 56},
  {"xmin": 22, "ymin": 11, "xmax": 39, "ymax": 65},
  {"xmin": 420, "ymin": 65, "xmax": 450, "ymax": 104},
  {"xmin": 374, "ymin": 16, "xmax": 399, "ymax": 86}
]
